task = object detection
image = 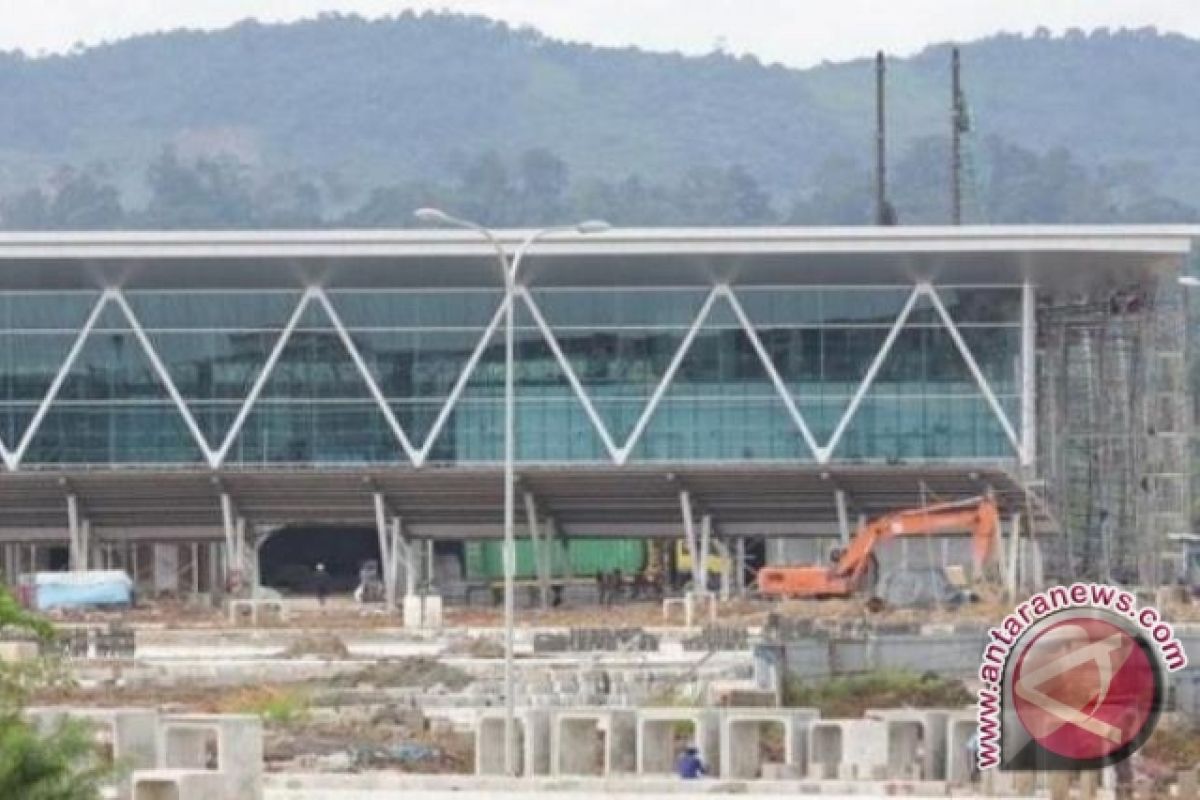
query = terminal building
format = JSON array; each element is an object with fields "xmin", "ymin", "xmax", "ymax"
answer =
[{"xmin": 0, "ymin": 227, "xmax": 1191, "ymax": 599}]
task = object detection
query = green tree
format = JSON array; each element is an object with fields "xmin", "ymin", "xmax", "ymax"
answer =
[
  {"xmin": 0, "ymin": 188, "xmax": 52, "ymax": 229},
  {"xmin": 0, "ymin": 588, "xmax": 109, "ymax": 800},
  {"xmin": 46, "ymin": 168, "xmax": 124, "ymax": 229},
  {"xmin": 514, "ymin": 148, "xmax": 569, "ymax": 222},
  {"xmin": 143, "ymin": 148, "xmax": 257, "ymax": 228}
]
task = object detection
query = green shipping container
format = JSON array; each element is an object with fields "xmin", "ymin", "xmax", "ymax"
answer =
[{"xmin": 464, "ymin": 538, "xmax": 646, "ymax": 581}]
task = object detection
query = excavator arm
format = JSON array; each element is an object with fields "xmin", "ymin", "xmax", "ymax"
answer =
[
  {"xmin": 833, "ymin": 497, "xmax": 1000, "ymax": 581},
  {"xmin": 757, "ymin": 496, "xmax": 999, "ymax": 599}
]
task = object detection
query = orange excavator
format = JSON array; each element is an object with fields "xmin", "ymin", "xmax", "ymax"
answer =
[{"xmin": 756, "ymin": 496, "xmax": 999, "ymax": 600}]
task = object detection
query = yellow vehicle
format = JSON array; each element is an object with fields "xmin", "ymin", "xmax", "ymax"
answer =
[{"xmin": 674, "ymin": 539, "xmax": 728, "ymax": 576}]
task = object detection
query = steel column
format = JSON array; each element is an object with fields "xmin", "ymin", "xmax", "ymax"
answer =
[
  {"xmin": 679, "ymin": 490, "xmax": 701, "ymax": 591},
  {"xmin": 67, "ymin": 494, "xmax": 83, "ymax": 572},
  {"xmin": 524, "ymin": 492, "xmax": 551, "ymax": 609},
  {"xmin": 834, "ymin": 489, "xmax": 852, "ymax": 546},
  {"xmin": 372, "ymin": 493, "xmax": 396, "ymax": 608},
  {"xmin": 1007, "ymin": 512, "xmax": 1021, "ymax": 599},
  {"xmin": 1020, "ymin": 280, "xmax": 1037, "ymax": 468}
]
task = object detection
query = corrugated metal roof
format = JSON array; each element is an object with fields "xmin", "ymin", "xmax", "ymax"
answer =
[{"xmin": 0, "ymin": 463, "xmax": 1051, "ymax": 540}]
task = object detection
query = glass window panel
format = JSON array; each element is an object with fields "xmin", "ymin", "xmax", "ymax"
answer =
[
  {"xmin": 22, "ymin": 403, "xmax": 205, "ymax": 465},
  {"xmin": 924, "ymin": 288, "xmax": 1021, "ymax": 324},
  {"xmin": 735, "ymin": 289, "xmax": 821, "ymax": 326},
  {"xmin": 223, "ymin": 401, "xmax": 402, "ymax": 465},
  {"xmin": 821, "ymin": 288, "xmax": 911, "ymax": 325},
  {"xmin": 6, "ymin": 293, "xmax": 102, "ymax": 330},
  {"xmin": 528, "ymin": 289, "xmax": 711, "ymax": 328},
  {"xmin": 330, "ymin": 291, "xmax": 503, "ymax": 329},
  {"xmin": 125, "ymin": 292, "xmax": 303, "ymax": 329}
]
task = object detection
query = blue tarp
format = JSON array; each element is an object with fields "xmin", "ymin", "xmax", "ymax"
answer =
[{"xmin": 30, "ymin": 572, "xmax": 132, "ymax": 611}]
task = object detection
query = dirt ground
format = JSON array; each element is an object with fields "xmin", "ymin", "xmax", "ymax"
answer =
[{"xmin": 42, "ymin": 586, "xmax": 1200, "ymax": 631}]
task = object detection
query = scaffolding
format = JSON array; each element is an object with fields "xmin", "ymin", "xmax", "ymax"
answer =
[{"xmin": 1038, "ymin": 278, "xmax": 1191, "ymax": 587}]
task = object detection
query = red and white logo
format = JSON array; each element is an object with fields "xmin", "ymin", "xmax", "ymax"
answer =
[{"xmin": 1011, "ymin": 617, "xmax": 1157, "ymax": 761}]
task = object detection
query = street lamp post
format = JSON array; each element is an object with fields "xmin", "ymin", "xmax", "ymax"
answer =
[{"xmin": 414, "ymin": 209, "xmax": 609, "ymax": 775}]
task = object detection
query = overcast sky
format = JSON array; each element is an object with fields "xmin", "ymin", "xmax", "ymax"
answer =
[{"xmin": 10, "ymin": 1, "xmax": 1200, "ymax": 66}]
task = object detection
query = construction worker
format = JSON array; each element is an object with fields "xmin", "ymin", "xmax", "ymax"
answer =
[
  {"xmin": 314, "ymin": 563, "xmax": 330, "ymax": 606},
  {"xmin": 676, "ymin": 745, "xmax": 706, "ymax": 779}
]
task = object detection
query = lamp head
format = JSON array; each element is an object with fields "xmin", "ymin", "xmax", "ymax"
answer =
[
  {"xmin": 414, "ymin": 207, "xmax": 453, "ymax": 225},
  {"xmin": 1178, "ymin": 275, "xmax": 1200, "ymax": 288},
  {"xmin": 576, "ymin": 220, "xmax": 611, "ymax": 235}
]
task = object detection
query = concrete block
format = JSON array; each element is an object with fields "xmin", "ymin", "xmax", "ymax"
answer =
[
  {"xmin": 423, "ymin": 595, "xmax": 443, "ymax": 628},
  {"xmin": 402, "ymin": 596, "xmax": 423, "ymax": 628},
  {"xmin": 761, "ymin": 762, "xmax": 804, "ymax": 779},
  {"xmin": 227, "ymin": 599, "xmax": 286, "ymax": 626},
  {"xmin": 637, "ymin": 708, "xmax": 720, "ymax": 777},
  {"xmin": 0, "ymin": 640, "xmax": 39, "ymax": 662},
  {"xmin": 159, "ymin": 714, "xmax": 262, "ymax": 800},
  {"xmin": 720, "ymin": 708, "xmax": 818, "ymax": 780},
  {"xmin": 944, "ymin": 709, "xmax": 979, "ymax": 785},
  {"xmin": 1177, "ymin": 767, "xmax": 1198, "ymax": 800},
  {"xmin": 132, "ymin": 769, "xmax": 226, "ymax": 800},
  {"xmin": 26, "ymin": 707, "xmax": 159, "ymax": 800},
  {"xmin": 866, "ymin": 707, "xmax": 949, "ymax": 779},
  {"xmin": 809, "ymin": 719, "xmax": 889, "ymax": 780},
  {"xmin": 475, "ymin": 709, "xmax": 551, "ymax": 777},
  {"xmin": 552, "ymin": 709, "xmax": 637, "ymax": 776}
]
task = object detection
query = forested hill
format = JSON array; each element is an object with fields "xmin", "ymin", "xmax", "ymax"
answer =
[{"xmin": 0, "ymin": 13, "xmax": 1198, "ymax": 228}]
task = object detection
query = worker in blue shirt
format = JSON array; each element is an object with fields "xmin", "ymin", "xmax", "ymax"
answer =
[{"xmin": 676, "ymin": 745, "xmax": 706, "ymax": 779}]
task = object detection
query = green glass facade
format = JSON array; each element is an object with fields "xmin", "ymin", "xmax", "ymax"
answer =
[{"xmin": 0, "ymin": 285, "xmax": 1022, "ymax": 467}]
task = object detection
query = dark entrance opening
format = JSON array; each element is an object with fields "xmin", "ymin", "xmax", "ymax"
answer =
[
  {"xmin": 47, "ymin": 546, "xmax": 69, "ymax": 571},
  {"xmin": 259, "ymin": 526, "xmax": 379, "ymax": 595}
]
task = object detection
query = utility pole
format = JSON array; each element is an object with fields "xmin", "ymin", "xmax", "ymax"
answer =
[
  {"xmin": 874, "ymin": 51, "xmax": 893, "ymax": 225},
  {"xmin": 951, "ymin": 46, "xmax": 968, "ymax": 225}
]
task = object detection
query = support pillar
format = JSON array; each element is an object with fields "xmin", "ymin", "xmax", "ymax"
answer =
[
  {"xmin": 699, "ymin": 514, "xmax": 713, "ymax": 597},
  {"xmin": 372, "ymin": 492, "xmax": 397, "ymax": 609},
  {"xmin": 190, "ymin": 542, "xmax": 200, "ymax": 594},
  {"xmin": 238, "ymin": 519, "xmax": 253, "ymax": 593},
  {"xmin": 834, "ymin": 489, "xmax": 852, "ymax": 546},
  {"xmin": 524, "ymin": 492, "xmax": 551, "ymax": 609},
  {"xmin": 219, "ymin": 493, "xmax": 242, "ymax": 591},
  {"xmin": 394, "ymin": 517, "xmax": 415, "ymax": 601},
  {"xmin": 246, "ymin": 527, "xmax": 261, "ymax": 595},
  {"xmin": 1020, "ymin": 280, "xmax": 1036, "ymax": 469},
  {"xmin": 714, "ymin": 540, "xmax": 732, "ymax": 601},
  {"xmin": 679, "ymin": 490, "xmax": 701, "ymax": 592},
  {"xmin": 735, "ymin": 538, "xmax": 746, "ymax": 597},
  {"xmin": 67, "ymin": 494, "xmax": 89, "ymax": 572},
  {"xmin": 79, "ymin": 519, "xmax": 92, "ymax": 571},
  {"xmin": 208, "ymin": 541, "xmax": 222, "ymax": 598},
  {"xmin": 1007, "ymin": 512, "xmax": 1021, "ymax": 600},
  {"xmin": 426, "ymin": 539, "xmax": 435, "ymax": 594}
]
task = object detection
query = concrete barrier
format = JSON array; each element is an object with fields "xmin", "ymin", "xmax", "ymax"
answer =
[
  {"xmin": 944, "ymin": 709, "xmax": 978, "ymax": 785},
  {"xmin": 475, "ymin": 709, "xmax": 551, "ymax": 777},
  {"xmin": 26, "ymin": 707, "xmax": 159, "ymax": 800},
  {"xmin": 403, "ymin": 595, "xmax": 444, "ymax": 629},
  {"xmin": 636, "ymin": 708, "xmax": 720, "ymax": 777},
  {"xmin": 227, "ymin": 599, "xmax": 286, "ymax": 626},
  {"xmin": 551, "ymin": 709, "xmax": 637, "ymax": 776},
  {"xmin": 809, "ymin": 719, "xmax": 888, "ymax": 780},
  {"xmin": 720, "ymin": 708, "xmax": 818, "ymax": 779},
  {"xmin": 132, "ymin": 769, "xmax": 226, "ymax": 800},
  {"xmin": 866, "ymin": 708, "xmax": 949, "ymax": 779},
  {"xmin": 0, "ymin": 640, "xmax": 39, "ymax": 662},
  {"xmin": 159, "ymin": 714, "xmax": 262, "ymax": 800}
]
